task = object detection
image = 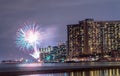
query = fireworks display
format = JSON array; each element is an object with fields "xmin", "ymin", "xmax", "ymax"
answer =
[{"xmin": 16, "ymin": 22, "xmax": 40, "ymax": 59}]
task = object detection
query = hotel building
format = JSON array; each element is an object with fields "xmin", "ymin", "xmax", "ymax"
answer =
[{"xmin": 67, "ymin": 19, "xmax": 120, "ymax": 58}]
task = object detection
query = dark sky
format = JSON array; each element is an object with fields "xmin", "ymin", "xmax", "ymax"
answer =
[{"xmin": 0, "ymin": 0, "xmax": 120, "ymax": 60}]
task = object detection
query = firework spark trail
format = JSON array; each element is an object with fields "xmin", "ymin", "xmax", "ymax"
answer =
[
  {"xmin": 16, "ymin": 22, "xmax": 40, "ymax": 59},
  {"xmin": 16, "ymin": 22, "xmax": 57, "ymax": 60}
]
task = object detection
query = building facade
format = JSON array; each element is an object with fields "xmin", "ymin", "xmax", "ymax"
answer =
[
  {"xmin": 67, "ymin": 19, "xmax": 120, "ymax": 58},
  {"xmin": 39, "ymin": 46, "xmax": 53, "ymax": 61}
]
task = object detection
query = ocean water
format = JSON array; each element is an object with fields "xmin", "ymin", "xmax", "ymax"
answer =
[
  {"xmin": 0, "ymin": 62, "xmax": 120, "ymax": 76},
  {"xmin": 20, "ymin": 68, "xmax": 120, "ymax": 76}
]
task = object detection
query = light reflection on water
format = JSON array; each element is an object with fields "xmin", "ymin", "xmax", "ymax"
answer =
[
  {"xmin": 20, "ymin": 73, "xmax": 68, "ymax": 76},
  {"xmin": 20, "ymin": 68, "xmax": 120, "ymax": 76}
]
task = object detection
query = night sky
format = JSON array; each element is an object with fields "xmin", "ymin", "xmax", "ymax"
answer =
[{"xmin": 0, "ymin": 0, "xmax": 120, "ymax": 61}]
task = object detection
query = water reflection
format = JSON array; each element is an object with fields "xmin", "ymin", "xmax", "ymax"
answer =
[{"xmin": 20, "ymin": 68, "xmax": 120, "ymax": 76}]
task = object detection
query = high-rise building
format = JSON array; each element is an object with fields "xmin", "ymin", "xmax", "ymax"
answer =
[
  {"xmin": 67, "ymin": 19, "xmax": 120, "ymax": 58},
  {"xmin": 39, "ymin": 46, "xmax": 53, "ymax": 61}
]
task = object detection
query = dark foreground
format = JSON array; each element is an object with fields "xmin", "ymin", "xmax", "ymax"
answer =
[{"xmin": 0, "ymin": 62, "xmax": 120, "ymax": 76}]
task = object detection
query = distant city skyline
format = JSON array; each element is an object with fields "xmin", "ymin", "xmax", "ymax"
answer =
[{"xmin": 0, "ymin": 0, "xmax": 120, "ymax": 60}]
